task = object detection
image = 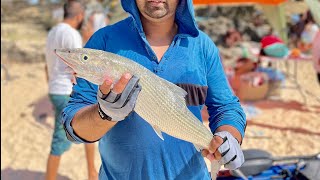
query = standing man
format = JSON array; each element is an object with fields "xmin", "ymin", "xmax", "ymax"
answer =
[
  {"xmin": 62, "ymin": 0, "xmax": 246, "ymax": 179},
  {"xmin": 45, "ymin": 1, "xmax": 97, "ymax": 180}
]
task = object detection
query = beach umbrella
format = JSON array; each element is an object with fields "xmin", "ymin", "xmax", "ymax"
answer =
[{"xmin": 193, "ymin": 0, "xmax": 288, "ymax": 43}]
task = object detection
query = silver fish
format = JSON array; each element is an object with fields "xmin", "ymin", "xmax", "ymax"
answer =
[{"xmin": 55, "ymin": 48, "xmax": 221, "ymax": 179}]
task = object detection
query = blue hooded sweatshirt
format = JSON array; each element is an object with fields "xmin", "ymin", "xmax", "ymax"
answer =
[{"xmin": 62, "ymin": 0, "xmax": 246, "ymax": 179}]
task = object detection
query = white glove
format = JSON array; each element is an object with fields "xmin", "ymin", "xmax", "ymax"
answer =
[
  {"xmin": 214, "ymin": 131, "xmax": 245, "ymax": 170},
  {"xmin": 97, "ymin": 75, "xmax": 141, "ymax": 121}
]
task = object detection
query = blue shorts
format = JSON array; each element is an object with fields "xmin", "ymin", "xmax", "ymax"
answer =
[{"xmin": 49, "ymin": 94, "xmax": 72, "ymax": 156}]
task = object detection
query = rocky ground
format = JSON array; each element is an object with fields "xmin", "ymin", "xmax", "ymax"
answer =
[{"xmin": 1, "ymin": 3, "xmax": 50, "ymax": 64}]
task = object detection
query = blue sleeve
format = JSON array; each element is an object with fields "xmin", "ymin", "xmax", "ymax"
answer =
[
  {"xmin": 204, "ymin": 39, "xmax": 246, "ymax": 138},
  {"xmin": 61, "ymin": 29, "xmax": 106, "ymax": 143}
]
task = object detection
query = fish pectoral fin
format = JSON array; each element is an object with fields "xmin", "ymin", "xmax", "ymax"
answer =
[{"xmin": 152, "ymin": 125, "xmax": 164, "ymax": 140}]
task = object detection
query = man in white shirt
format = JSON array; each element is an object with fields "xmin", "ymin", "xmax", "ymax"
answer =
[{"xmin": 45, "ymin": 1, "xmax": 97, "ymax": 180}]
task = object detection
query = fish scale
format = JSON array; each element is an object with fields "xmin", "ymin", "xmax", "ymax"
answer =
[{"xmin": 55, "ymin": 48, "xmax": 221, "ymax": 179}]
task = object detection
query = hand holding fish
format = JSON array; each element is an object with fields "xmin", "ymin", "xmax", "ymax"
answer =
[
  {"xmin": 202, "ymin": 131, "xmax": 244, "ymax": 170},
  {"xmin": 97, "ymin": 73, "xmax": 142, "ymax": 121}
]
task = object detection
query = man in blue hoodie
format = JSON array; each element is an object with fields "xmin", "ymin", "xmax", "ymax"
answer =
[{"xmin": 62, "ymin": 0, "xmax": 246, "ymax": 179}]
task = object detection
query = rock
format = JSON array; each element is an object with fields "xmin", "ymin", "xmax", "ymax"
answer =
[
  {"xmin": 195, "ymin": 6, "xmax": 271, "ymax": 45},
  {"xmin": 1, "ymin": 21, "xmax": 46, "ymax": 63},
  {"xmin": 1, "ymin": 39, "xmax": 45, "ymax": 63}
]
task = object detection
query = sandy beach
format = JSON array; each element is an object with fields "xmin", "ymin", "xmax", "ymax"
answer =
[
  {"xmin": 241, "ymin": 59, "xmax": 320, "ymax": 156},
  {"xmin": 1, "ymin": 62, "xmax": 101, "ymax": 180}
]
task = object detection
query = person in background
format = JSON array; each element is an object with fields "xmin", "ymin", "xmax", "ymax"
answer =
[
  {"xmin": 44, "ymin": 1, "xmax": 98, "ymax": 180},
  {"xmin": 290, "ymin": 13, "xmax": 306, "ymax": 44},
  {"xmin": 223, "ymin": 29, "xmax": 242, "ymax": 48},
  {"xmin": 84, "ymin": 0, "xmax": 110, "ymax": 33},
  {"xmin": 228, "ymin": 57, "xmax": 256, "ymax": 95},
  {"xmin": 312, "ymin": 31, "xmax": 320, "ymax": 84},
  {"xmin": 288, "ymin": 13, "xmax": 303, "ymax": 48},
  {"xmin": 228, "ymin": 57, "xmax": 269, "ymax": 101},
  {"xmin": 299, "ymin": 11, "xmax": 319, "ymax": 53}
]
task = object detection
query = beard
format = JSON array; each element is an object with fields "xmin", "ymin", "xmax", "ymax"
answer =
[
  {"xmin": 144, "ymin": 2, "xmax": 169, "ymax": 19},
  {"xmin": 76, "ymin": 20, "xmax": 84, "ymax": 30}
]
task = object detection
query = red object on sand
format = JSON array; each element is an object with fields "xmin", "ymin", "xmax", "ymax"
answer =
[{"xmin": 260, "ymin": 35, "xmax": 284, "ymax": 48}]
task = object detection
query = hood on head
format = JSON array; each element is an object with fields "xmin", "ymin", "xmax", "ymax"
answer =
[{"xmin": 120, "ymin": 0, "xmax": 199, "ymax": 37}]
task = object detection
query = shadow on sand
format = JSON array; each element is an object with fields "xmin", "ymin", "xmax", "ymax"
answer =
[
  {"xmin": 1, "ymin": 168, "xmax": 70, "ymax": 180},
  {"xmin": 247, "ymin": 121, "xmax": 320, "ymax": 136},
  {"xmin": 201, "ymin": 99, "xmax": 320, "ymax": 136},
  {"xmin": 251, "ymin": 99, "xmax": 320, "ymax": 113},
  {"xmin": 245, "ymin": 100, "xmax": 320, "ymax": 136},
  {"xmin": 28, "ymin": 95, "xmax": 54, "ymax": 129}
]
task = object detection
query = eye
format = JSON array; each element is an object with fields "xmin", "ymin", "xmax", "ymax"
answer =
[{"xmin": 81, "ymin": 54, "xmax": 89, "ymax": 61}]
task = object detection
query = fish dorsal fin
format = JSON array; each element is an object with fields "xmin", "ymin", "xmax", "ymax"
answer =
[{"xmin": 152, "ymin": 125, "xmax": 164, "ymax": 140}]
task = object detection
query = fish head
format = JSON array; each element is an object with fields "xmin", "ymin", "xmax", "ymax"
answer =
[{"xmin": 54, "ymin": 48, "xmax": 114, "ymax": 85}]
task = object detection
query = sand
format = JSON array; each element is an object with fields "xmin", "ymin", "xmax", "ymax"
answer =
[
  {"xmin": 2, "ymin": 58, "xmax": 319, "ymax": 179},
  {"xmin": 1, "ymin": 62, "xmax": 101, "ymax": 180},
  {"xmin": 242, "ymin": 60, "xmax": 320, "ymax": 156}
]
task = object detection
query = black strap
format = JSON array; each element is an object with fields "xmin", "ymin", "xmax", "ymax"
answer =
[
  {"xmin": 63, "ymin": 122, "xmax": 100, "ymax": 143},
  {"xmin": 98, "ymin": 103, "xmax": 113, "ymax": 121}
]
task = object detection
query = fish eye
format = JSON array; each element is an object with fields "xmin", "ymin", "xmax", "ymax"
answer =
[{"xmin": 81, "ymin": 54, "xmax": 89, "ymax": 61}]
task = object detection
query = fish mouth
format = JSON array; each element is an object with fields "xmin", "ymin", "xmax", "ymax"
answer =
[{"xmin": 54, "ymin": 49, "xmax": 75, "ymax": 69}]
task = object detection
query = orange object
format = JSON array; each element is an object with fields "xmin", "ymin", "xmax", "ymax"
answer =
[
  {"xmin": 193, "ymin": 0, "xmax": 287, "ymax": 5},
  {"xmin": 290, "ymin": 48, "xmax": 301, "ymax": 58}
]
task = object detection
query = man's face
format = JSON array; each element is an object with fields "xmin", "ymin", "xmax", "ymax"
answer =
[{"xmin": 136, "ymin": 0, "xmax": 179, "ymax": 21}]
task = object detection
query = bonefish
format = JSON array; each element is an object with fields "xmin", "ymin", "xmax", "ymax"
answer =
[{"xmin": 55, "ymin": 48, "xmax": 221, "ymax": 179}]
